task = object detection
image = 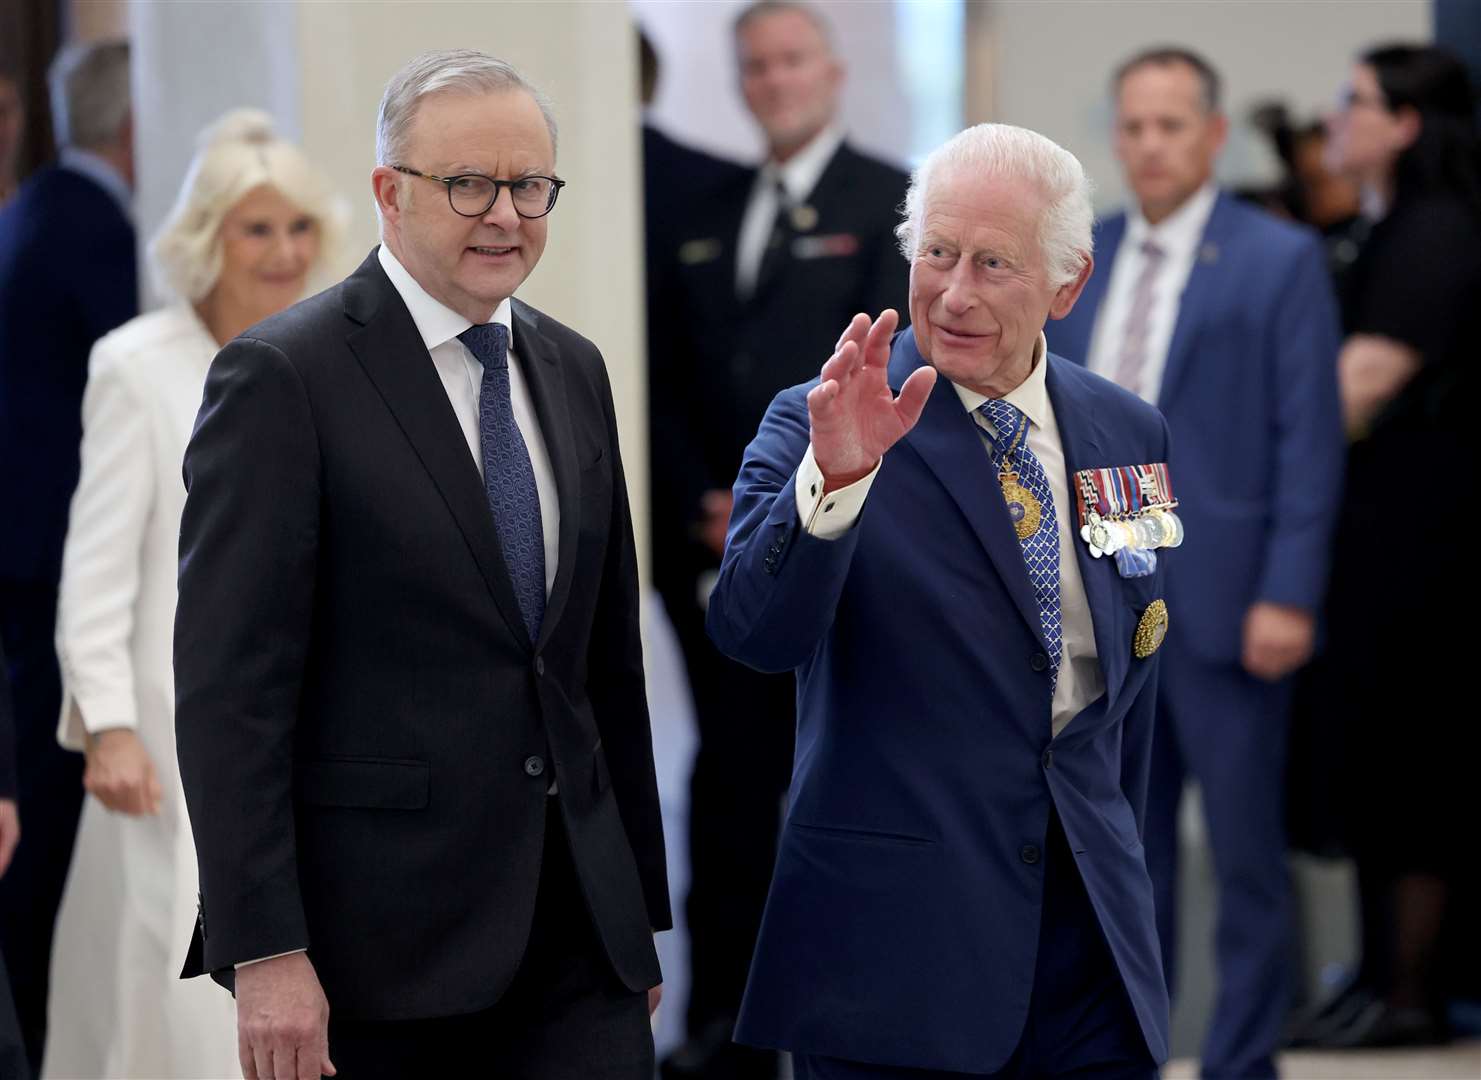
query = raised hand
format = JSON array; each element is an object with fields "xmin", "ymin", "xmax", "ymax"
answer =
[{"xmin": 807, "ymin": 310, "xmax": 937, "ymax": 491}]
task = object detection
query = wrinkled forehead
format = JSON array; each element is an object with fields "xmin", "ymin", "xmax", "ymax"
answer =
[{"xmin": 920, "ymin": 168, "xmax": 1048, "ymax": 245}]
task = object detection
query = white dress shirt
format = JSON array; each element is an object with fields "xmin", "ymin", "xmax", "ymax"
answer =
[
  {"xmin": 1085, "ymin": 182, "xmax": 1219, "ymax": 403},
  {"xmin": 795, "ymin": 333, "xmax": 1103, "ymax": 737},
  {"xmin": 377, "ymin": 244, "xmax": 559, "ymax": 597},
  {"xmin": 735, "ymin": 123, "xmax": 845, "ymax": 297}
]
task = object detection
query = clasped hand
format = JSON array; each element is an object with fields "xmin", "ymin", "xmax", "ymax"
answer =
[{"xmin": 808, "ymin": 310, "xmax": 936, "ymax": 491}]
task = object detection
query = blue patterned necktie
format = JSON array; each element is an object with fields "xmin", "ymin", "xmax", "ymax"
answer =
[
  {"xmin": 979, "ymin": 399, "xmax": 1061, "ymax": 689},
  {"xmin": 458, "ymin": 322, "xmax": 545, "ymax": 643}
]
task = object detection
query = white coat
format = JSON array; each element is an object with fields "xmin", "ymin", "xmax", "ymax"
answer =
[{"xmin": 46, "ymin": 304, "xmax": 239, "ymax": 1079}]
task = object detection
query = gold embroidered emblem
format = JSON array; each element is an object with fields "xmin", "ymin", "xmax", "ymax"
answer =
[{"xmin": 1133, "ymin": 599, "xmax": 1169, "ymax": 659}]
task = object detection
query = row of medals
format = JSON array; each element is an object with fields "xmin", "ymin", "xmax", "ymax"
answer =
[
  {"xmin": 997, "ymin": 466, "xmax": 1185, "ymax": 556},
  {"xmin": 1080, "ymin": 506, "xmax": 1183, "ymax": 559}
]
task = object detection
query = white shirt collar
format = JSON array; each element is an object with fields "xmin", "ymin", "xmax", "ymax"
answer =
[
  {"xmin": 59, "ymin": 147, "xmax": 132, "ymax": 220},
  {"xmin": 762, "ymin": 122, "xmax": 845, "ymax": 205},
  {"xmin": 377, "ymin": 243, "xmax": 514, "ymax": 352},
  {"xmin": 1127, "ymin": 181, "xmax": 1218, "ymax": 261},
  {"xmin": 950, "ymin": 332, "xmax": 1050, "ymax": 429}
]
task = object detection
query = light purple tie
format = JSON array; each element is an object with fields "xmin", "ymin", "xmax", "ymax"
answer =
[{"xmin": 1112, "ymin": 239, "xmax": 1166, "ymax": 394}]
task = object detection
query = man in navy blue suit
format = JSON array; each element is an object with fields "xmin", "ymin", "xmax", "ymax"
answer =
[
  {"xmin": 1043, "ymin": 48, "xmax": 1343, "ymax": 1079},
  {"xmin": 709, "ymin": 123, "xmax": 1175, "ymax": 1078},
  {"xmin": 0, "ymin": 40, "xmax": 136, "ymax": 1077}
]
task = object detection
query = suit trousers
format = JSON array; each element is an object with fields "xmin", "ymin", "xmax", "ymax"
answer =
[
  {"xmin": 325, "ymin": 797, "xmax": 653, "ymax": 1079},
  {"xmin": 793, "ymin": 814, "xmax": 1155, "ymax": 1080},
  {"xmin": 1144, "ymin": 645, "xmax": 1293, "ymax": 1080},
  {"xmin": 0, "ymin": 581, "xmax": 85, "ymax": 1078}
]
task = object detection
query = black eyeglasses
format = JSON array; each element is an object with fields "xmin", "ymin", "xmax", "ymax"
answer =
[{"xmin": 392, "ymin": 165, "xmax": 566, "ymax": 219}]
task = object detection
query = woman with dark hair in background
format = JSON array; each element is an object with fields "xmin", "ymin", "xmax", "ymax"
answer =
[{"xmin": 1293, "ymin": 43, "xmax": 1481, "ymax": 1050}]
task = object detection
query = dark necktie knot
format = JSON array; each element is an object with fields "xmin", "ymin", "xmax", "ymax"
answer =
[{"xmin": 458, "ymin": 322, "xmax": 509, "ymax": 370}]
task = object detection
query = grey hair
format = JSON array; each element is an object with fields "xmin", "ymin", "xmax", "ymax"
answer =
[
  {"xmin": 48, "ymin": 40, "xmax": 130, "ymax": 150},
  {"xmin": 376, "ymin": 49, "xmax": 557, "ymax": 166},
  {"xmin": 733, "ymin": 1, "xmax": 835, "ymax": 51},
  {"xmin": 895, "ymin": 123, "xmax": 1094, "ymax": 288}
]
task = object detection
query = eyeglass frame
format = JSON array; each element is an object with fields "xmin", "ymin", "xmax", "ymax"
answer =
[{"xmin": 391, "ymin": 165, "xmax": 567, "ymax": 219}]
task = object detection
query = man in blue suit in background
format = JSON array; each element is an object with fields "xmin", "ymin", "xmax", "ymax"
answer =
[
  {"xmin": 709, "ymin": 123, "xmax": 1176, "ymax": 1078},
  {"xmin": 0, "ymin": 40, "xmax": 135, "ymax": 1077},
  {"xmin": 1044, "ymin": 48, "xmax": 1343, "ymax": 1079}
]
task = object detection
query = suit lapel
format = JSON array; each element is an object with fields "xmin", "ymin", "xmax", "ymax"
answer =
[
  {"xmin": 1046, "ymin": 358, "xmax": 1130, "ymax": 706},
  {"xmin": 1157, "ymin": 192, "xmax": 1232, "ymax": 410},
  {"xmin": 342, "ymin": 251, "xmax": 531, "ymax": 650},
  {"xmin": 511, "ymin": 300, "xmax": 580, "ymax": 652},
  {"xmin": 890, "ymin": 331, "xmax": 1047, "ymax": 649}
]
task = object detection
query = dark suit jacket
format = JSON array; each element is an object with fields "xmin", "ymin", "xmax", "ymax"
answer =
[
  {"xmin": 1044, "ymin": 193, "xmax": 1343, "ymax": 664},
  {"xmin": 643, "ymin": 125, "xmax": 748, "ymax": 585},
  {"xmin": 0, "ymin": 166, "xmax": 137, "ymax": 584},
  {"xmin": 706, "ymin": 329, "xmax": 1172, "ymax": 1072},
  {"xmin": 653, "ymin": 141, "xmax": 909, "ymax": 609},
  {"xmin": 175, "ymin": 250, "xmax": 670, "ymax": 1021}
]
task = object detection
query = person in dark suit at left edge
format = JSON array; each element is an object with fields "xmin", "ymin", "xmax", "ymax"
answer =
[
  {"xmin": 175, "ymin": 49, "xmax": 669, "ymax": 1080},
  {"xmin": 0, "ymin": 40, "xmax": 136, "ymax": 1079}
]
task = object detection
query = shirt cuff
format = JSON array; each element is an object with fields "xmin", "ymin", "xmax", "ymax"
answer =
[
  {"xmin": 794, "ymin": 445, "xmax": 880, "ymax": 540},
  {"xmin": 235, "ymin": 949, "xmax": 306, "ymax": 970}
]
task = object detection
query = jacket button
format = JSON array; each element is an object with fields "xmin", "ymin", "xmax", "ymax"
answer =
[
  {"xmin": 763, "ymin": 556, "xmax": 777, "ymax": 575},
  {"xmin": 1029, "ymin": 652, "xmax": 1049, "ymax": 672},
  {"xmin": 534, "ymin": 656, "xmax": 545, "ymax": 677},
  {"xmin": 524, "ymin": 755, "xmax": 545, "ymax": 777},
  {"xmin": 1041, "ymin": 748, "xmax": 1053, "ymax": 769},
  {"xmin": 1020, "ymin": 844, "xmax": 1041, "ymax": 865}
]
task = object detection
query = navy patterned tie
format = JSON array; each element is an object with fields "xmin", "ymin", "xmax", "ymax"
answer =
[
  {"xmin": 458, "ymin": 322, "xmax": 545, "ymax": 643},
  {"xmin": 979, "ymin": 399, "xmax": 1062, "ymax": 689}
]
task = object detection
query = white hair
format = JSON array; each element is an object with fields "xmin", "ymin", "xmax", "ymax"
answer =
[
  {"xmin": 376, "ymin": 49, "xmax": 557, "ymax": 167},
  {"xmin": 149, "ymin": 108, "xmax": 347, "ymax": 302},
  {"xmin": 895, "ymin": 123, "xmax": 1094, "ymax": 288},
  {"xmin": 48, "ymin": 40, "xmax": 130, "ymax": 150}
]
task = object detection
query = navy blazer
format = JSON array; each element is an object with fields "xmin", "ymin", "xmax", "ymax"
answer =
[
  {"xmin": 1044, "ymin": 193, "xmax": 1342, "ymax": 662},
  {"xmin": 707, "ymin": 329, "xmax": 1171, "ymax": 1073},
  {"xmin": 0, "ymin": 166, "xmax": 137, "ymax": 584}
]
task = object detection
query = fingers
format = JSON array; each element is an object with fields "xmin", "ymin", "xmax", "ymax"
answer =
[
  {"xmin": 273, "ymin": 1043, "xmax": 298, "ymax": 1080},
  {"xmin": 239, "ymin": 1027, "xmax": 258, "ymax": 1079},
  {"xmin": 833, "ymin": 311, "xmax": 870, "ymax": 354},
  {"xmin": 0, "ymin": 805, "xmax": 19, "ymax": 879},
  {"xmin": 251, "ymin": 1039, "xmax": 273, "ymax": 1080},
  {"xmin": 863, "ymin": 309, "xmax": 900, "ymax": 367}
]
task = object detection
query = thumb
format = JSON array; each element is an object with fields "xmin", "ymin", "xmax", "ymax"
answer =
[{"xmin": 894, "ymin": 366, "xmax": 938, "ymax": 429}]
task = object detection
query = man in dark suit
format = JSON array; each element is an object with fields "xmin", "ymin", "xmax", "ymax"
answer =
[
  {"xmin": 0, "ymin": 40, "xmax": 135, "ymax": 1077},
  {"xmin": 1043, "ymin": 48, "xmax": 1343, "ymax": 1080},
  {"xmin": 175, "ymin": 50, "xmax": 669, "ymax": 1080},
  {"xmin": 709, "ymin": 122, "xmax": 1173, "ymax": 1079},
  {"xmin": 655, "ymin": 7, "xmax": 908, "ymax": 1073}
]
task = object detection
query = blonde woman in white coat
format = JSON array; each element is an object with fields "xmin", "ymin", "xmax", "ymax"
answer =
[{"xmin": 46, "ymin": 109, "xmax": 343, "ymax": 1080}]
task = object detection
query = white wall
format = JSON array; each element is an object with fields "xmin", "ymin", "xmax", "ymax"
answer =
[{"xmin": 980, "ymin": 0, "xmax": 1431, "ymax": 212}]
